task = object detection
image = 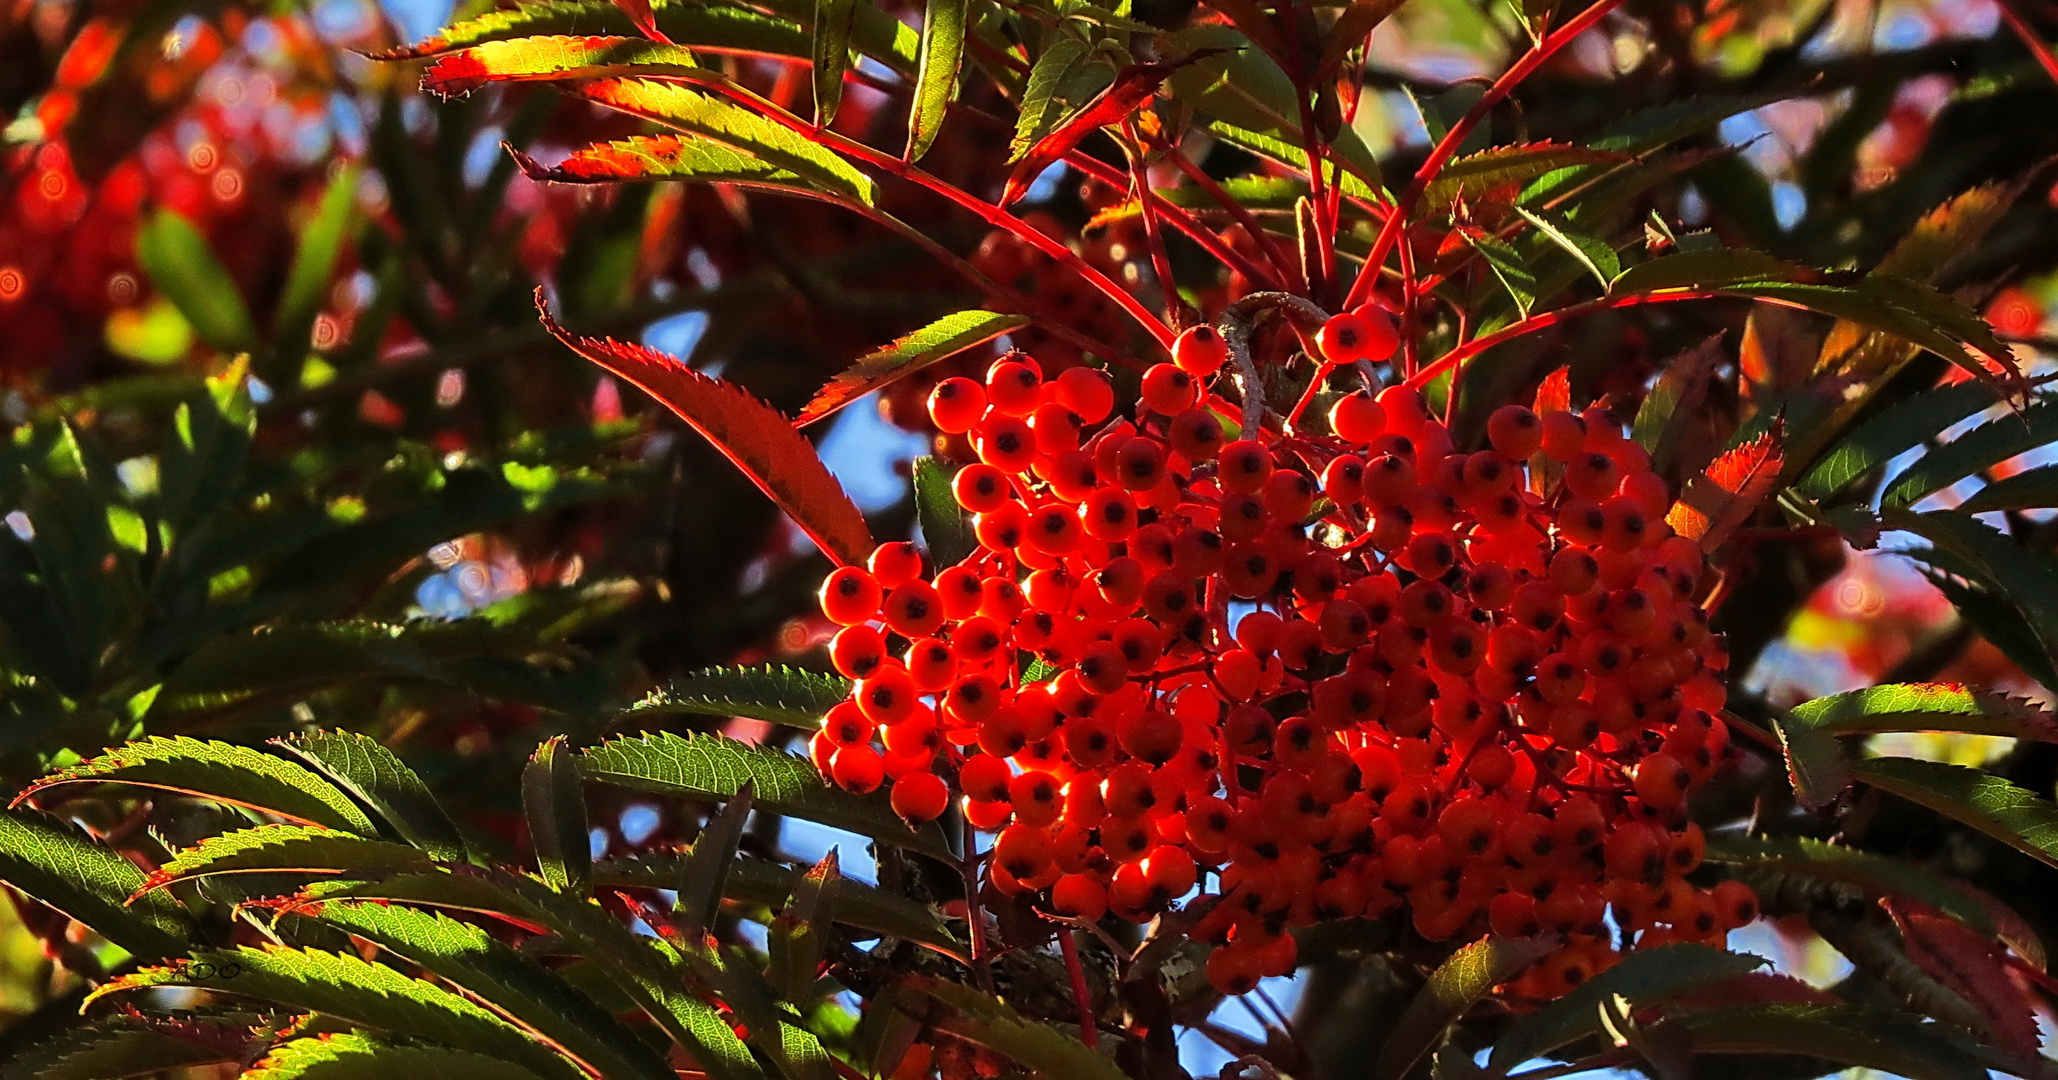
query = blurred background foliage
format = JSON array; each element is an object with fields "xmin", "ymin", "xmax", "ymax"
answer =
[{"xmin": 7, "ymin": 0, "xmax": 2058, "ymax": 1070}]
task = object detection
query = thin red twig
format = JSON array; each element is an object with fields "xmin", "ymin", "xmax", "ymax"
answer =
[
  {"xmin": 1057, "ymin": 926, "xmax": 1100, "ymax": 1047},
  {"xmin": 1997, "ymin": 0, "xmax": 2058, "ymax": 89},
  {"xmin": 1124, "ymin": 119, "xmax": 1189, "ymax": 329},
  {"xmin": 1403, "ymin": 289, "xmax": 1713, "ymax": 389},
  {"xmin": 1344, "ymin": 0, "xmax": 1629, "ymax": 311}
]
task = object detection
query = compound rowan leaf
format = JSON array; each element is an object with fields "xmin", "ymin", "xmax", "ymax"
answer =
[
  {"xmin": 242, "ymin": 1033, "xmax": 555, "ymax": 1080},
  {"xmin": 798, "ymin": 311, "xmax": 1025, "ymax": 427},
  {"xmin": 419, "ymin": 37, "xmax": 700, "ymax": 96},
  {"xmin": 577, "ymin": 731, "xmax": 950, "ymax": 858},
  {"xmin": 1961, "ymin": 463, "xmax": 2058, "ymax": 512},
  {"xmin": 18, "ymin": 736, "xmax": 376, "ymax": 834},
  {"xmin": 1666, "ymin": 425, "xmax": 1782, "ymax": 551},
  {"xmin": 1375, "ymin": 935, "xmax": 1558, "ymax": 1080},
  {"xmin": 1009, "ymin": 37, "xmax": 1099, "ymax": 163},
  {"xmin": 1487, "ymin": 944, "xmax": 1765, "ymax": 1073},
  {"xmin": 906, "ymin": 0, "xmax": 968, "ymax": 162},
  {"xmin": 91, "ymin": 946, "xmax": 581, "ymax": 1080},
  {"xmin": 140, "ymin": 824, "xmax": 435, "ymax": 896},
  {"xmin": 0, "ymin": 808, "xmax": 192, "ymax": 959},
  {"xmin": 675, "ymin": 780, "xmax": 752, "ymax": 937},
  {"xmin": 1855, "ymin": 757, "xmax": 2058, "ymax": 870},
  {"xmin": 767, "ymin": 850, "xmax": 839, "ymax": 1002},
  {"xmin": 1632, "ymin": 335, "xmax": 1723, "ymax": 469},
  {"xmin": 623, "ymin": 664, "xmax": 851, "ymax": 727},
  {"xmin": 538, "ymin": 296, "xmax": 873, "ymax": 566}
]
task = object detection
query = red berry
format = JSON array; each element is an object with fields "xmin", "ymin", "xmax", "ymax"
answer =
[
  {"xmin": 891, "ymin": 772, "xmax": 950, "ymax": 821},
  {"xmin": 1172, "ymin": 324, "xmax": 1229, "ymax": 376},
  {"xmin": 927, "ymin": 378, "xmax": 986, "ymax": 434}
]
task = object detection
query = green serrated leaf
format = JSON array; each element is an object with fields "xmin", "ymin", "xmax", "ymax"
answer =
[
  {"xmin": 812, "ymin": 0, "xmax": 857, "ymax": 124},
  {"xmin": 626, "ymin": 665, "xmax": 851, "ymax": 727},
  {"xmin": 908, "ymin": 978, "xmax": 1125, "ymax": 1080},
  {"xmin": 1788, "ymin": 683, "xmax": 2058, "ymax": 742},
  {"xmin": 564, "ymin": 80, "xmax": 876, "ymax": 204},
  {"xmin": 1794, "ymin": 380, "xmax": 2001, "ymax": 500},
  {"xmin": 914, "ymin": 456, "xmax": 975, "ymax": 569},
  {"xmin": 1881, "ymin": 398, "xmax": 2058, "ymax": 508},
  {"xmin": 144, "ymin": 823, "xmax": 434, "ymax": 895},
  {"xmin": 301, "ymin": 901, "xmax": 675, "ymax": 1080},
  {"xmin": 1920, "ymin": 567, "xmax": 2058, "ymax": 696},
  {"xmin": 1010, "ymin": 37, "xmax": 1096, "ymax": 162},
  {"xmin": 797, "ymin": 310, "xmax": 1026, "ymax": 427},
  {"xmin": 486, "ymin": 872, "xmax": 767, "ymax": 1080},
  {"xmin": 1775, "ymin": 706, "xmax": 1856, "ymax": 811},
  {"xmin": 1608, "ymin": 249, "xmax": 1800, "ymax": 295},
  {"xmin": 1631, "ymin": 336, "xmax": 1722, "ymax": 470},
  {"xmin": 1703, "ymin": 836, "xmax": 1993, "ymax": 936},
  {"xmin": 1459, "ymin": 230, "xmax": 1537, "ymax": 316},
  {"xmin": 1424, "ymin": 143, "xmax": 1622, "ymax": 209},
  {"xmin": 1887, "ymin": 510, "xmax": 2058, "ymax": 689},
  {"xmin": 1375, "ymin": 935, "xmax": 1558, "ymax": 1080},
  {"xmin": 677, "ymin": 780, "xmax": 754, "ymax": 936},
  {"xmin": 1487, "ymin": 945, "xmax": 1764, "ymax": 1073},
  {"xmin": 768, "ymin": 850, "xmax": 840, "ymax": 1003},
  {"xmin": 273, "ymin": 731, "xmax": 469, "ymax": 863},
  {"xmin": 907, "ymin": 0, "xmax": 970, "ymax": 161},
  {"xmin": 244, "ymin": 1033, "xmax": 555, "ymax": 1080},
  {"xmin": 1513, "ymin": 205, "xmax": 1619, "ymax": 289},
  {"xmin": 0, "ymin": 808, "xmax": 192, "ymax": 958},
  {"xmin": 1679, "ymin": 1005, "xmax": 1986, "ymax": 1080},
  {"xmin": 21, "ymin": 736, "xmax": 377, "ymax": 834},
  {"xmin": 1204, "ymin": 121, "xmax": 1380, "ymax": 200},
  {"xmin": 578, "ymin": 732, "xmax": 951, "ymax": 859},
  {"xmin": 524, "ymin": 736, "xmax": 590, "ymax": 895},
  {"xmin": 0, "ymin": 1020, "xmax": 241, "ymax": 1080},
  {"xmin": 91, "ymin": 946, "xmax": 581, "ymax": 1080},
  {"xmin": 136, "ymin": 210, "xmax": 258, "ymax": 354},
  {"xmin": 1170, "ymin": 25, "xmax": 1382, "ymax": 190},
  {"xmin": 1961, "ymin": 462, "xmax": 2058, "ymax": 511},
  {"xmin": 1855, "ymin": 757, "xmax": 2058, "ymax": 870}
]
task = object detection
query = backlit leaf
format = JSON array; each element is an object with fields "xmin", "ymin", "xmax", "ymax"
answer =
[
  {"xmin": 301, "ymin": 901, "xmax": 674, "ymax": 1080},
  {"xmin": 141, "ymin": 824, "xmax": 435, "ymax": 895},
  {"xmin": 419, "ymin": 37, "xmax": 701, "ymax": 96},
  {"xmin": 624, "ymin": 664, "xmax": 850, "ymax": 727},
  {"xmin": 0, "ymin": 808, "xmax": 191, "ymax": 959},
  {"xmin": 1666, "ymin": 426, "xmax": 1781, "ymax": 551},
  {"xmin": 1458, "ymin": 229, "xmax": 1537, "ymax": 317},
  {"xmin": 767, "ymin": 850, "xmax": 839, "ymax": 1002},
  {"xmin": 1009, "ymin": 37, "xmax": 1097, "ymax": 162},
  {"xmin": 1704, "ymin": 836, "xmax": 1995, "ymax": 936},
  {"xmin": 676, "ymin": 780, "xmax": 753, "ymax": 936},
  {"xmin": 797, "ymin": 310, "xmax": 1025, "ymax": 427},
  {"xmin": 273, "ymin": 730, "xmax": 469, "ymax": 863},
  {"xmin": 577, "ymin": 731, "xmax": 950, "ymax": 858},
  {"xmin": 18, "ymin": 736, "xmax": 377, "ymax": 834},
  {"xmin": 1794, "ymin": 379, "xmax": 1999, "ymax": 500},
  {"xmin": 512, "ymin": 136, "xmax": 834, "ymax": 198},
  {"xmin": 1426, "ymin": 143, "xmax": 1624, "ymax": 210},
  {"xmin": 91, "ymin": 946, "xmax": 580, "ymax": 1080},
  {"xmin": 564, "ymin": 79, "xmax": 875, "ymax": 204},
  {"xmin": 1788, "ymin": 683, "xmax": 2058, "ymax": 742},
  {"xmin": 538, "ymin": 297, "xmax": 874, "ymax": 566},
  {"xmin": 1513, "ymin": 205, "xmax": 1619, "ymax": 289},
  {"xmin": 906, "ymin": 0, "xmax": 969, "ymax": 162},
  {"xmin": 1881, "ymin": 397, "xmax": 2058, "ymax": 508}
]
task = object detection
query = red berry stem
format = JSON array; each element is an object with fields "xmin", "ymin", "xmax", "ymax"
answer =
[{"xmin": 1057, "ymin": 924, "xmax": 1100, "ymax": 1048}]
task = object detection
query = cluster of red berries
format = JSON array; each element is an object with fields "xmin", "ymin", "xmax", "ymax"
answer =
[{"xmin": 808, "ymin": 318, "xmax": 1756, "ymax": 1000}]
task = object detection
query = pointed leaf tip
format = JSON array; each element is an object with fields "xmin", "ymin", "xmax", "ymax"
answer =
[{"xmin": 536, "ymin": 292, "xmax": 873, "ymax": 565}]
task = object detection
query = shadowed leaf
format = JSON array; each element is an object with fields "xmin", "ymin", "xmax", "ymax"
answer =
[
  {"xmin": 1487, "ymin": 945, "xmax": 1765, "ymax": 1073},
  {"xmin": 625, "ymin": 664, "xmax": 850, "ymax": 726},
  {"xmin": 914, "ymin": 456, "xmax": 975, "ymax": 568},
  {"xmin": 906, "ymin": 0, "xmax": 968, "ymax": 162},
  {"xmin": 1375, "ymin": 935, "xmax": 1558, "ymax": 1080},
  {"xmin": 1678, "ymin": 1005, "xmax": 1987, "ymax": 1080},
  {"xmin": 523, "ymin": 736, "xmax": 590, "ymax": 895},
  {"xmin": 812, "ymin": 0, "xmax": 856, "ymax": 124},
  {"xmin": 1884, "ymin": 899, "xmax": 2041, "ymax": 1058},
  {"xmin": 274, "ymin": 730, "xmax": 469, "ymax": 863},
  {"xmin": 1855, "ymin": 757, "xmax": 2058, "ymax": 870}
]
